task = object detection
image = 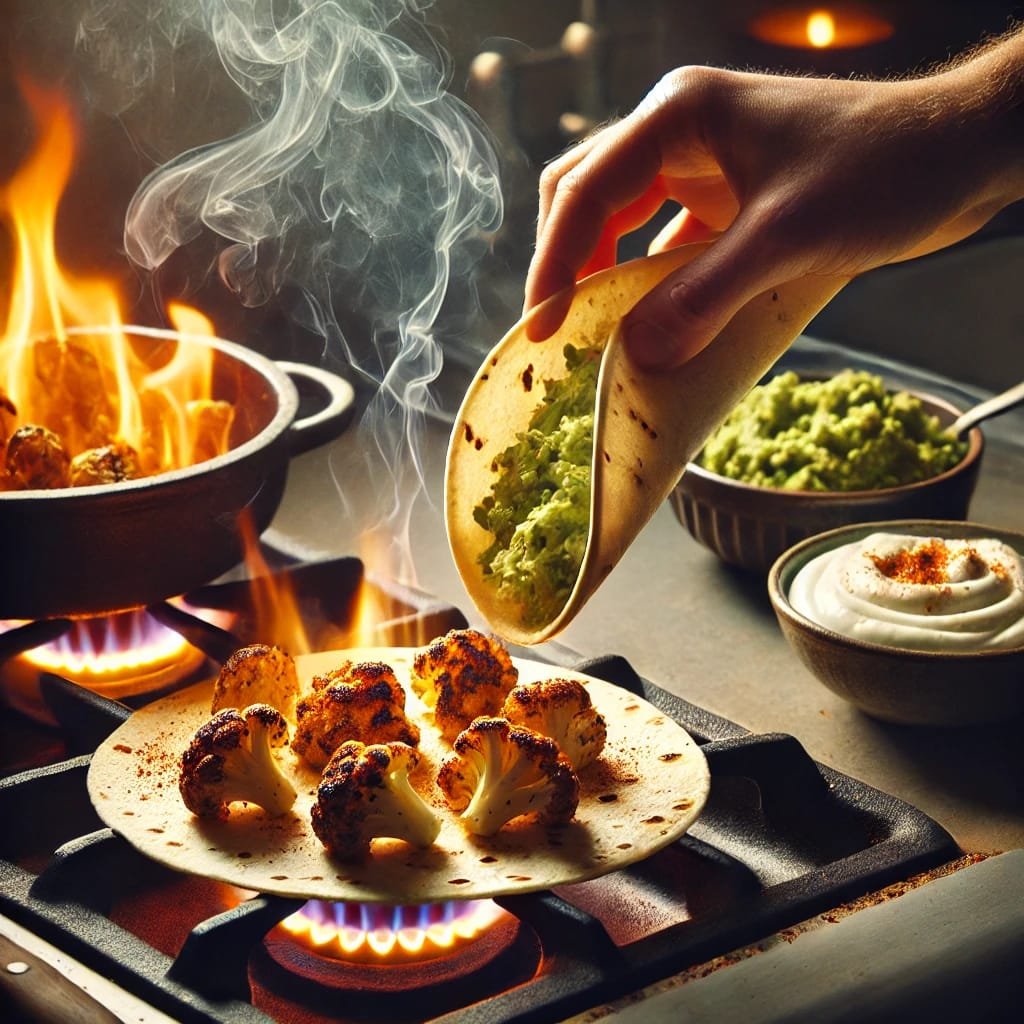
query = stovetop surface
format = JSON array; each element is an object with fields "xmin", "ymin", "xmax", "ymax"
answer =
[{"xmin": 0, "ymin": 648, "xmax": 959, "ymax": 1024}]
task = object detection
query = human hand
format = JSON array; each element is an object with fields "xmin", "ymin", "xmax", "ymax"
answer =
[{"xmin": 524, "ymin": 34, "xmax": 1024, "ymax": 370}]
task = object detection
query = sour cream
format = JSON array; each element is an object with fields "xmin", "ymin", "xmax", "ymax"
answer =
[{"xmin": 789, "ymin": 532, "xmax": 1024, "ymax": 652}]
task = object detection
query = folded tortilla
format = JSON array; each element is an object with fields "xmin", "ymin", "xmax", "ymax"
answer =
[{"xmin": 446, "ymin": 244, "xmax": 847, "ymax": 642}]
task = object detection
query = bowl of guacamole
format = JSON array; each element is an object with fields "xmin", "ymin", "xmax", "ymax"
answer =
[{"xmin": 671, "ymin": 369, "xmax": 984, "ymax": 573}]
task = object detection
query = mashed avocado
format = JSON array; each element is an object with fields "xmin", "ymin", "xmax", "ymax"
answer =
[
  {"xmin": 698, "ymin": 369, "xmax": 967, "ymax": 491},
  {"xmin": 473, "ymin": 345, "xmax": 599, "ymax": 627}
]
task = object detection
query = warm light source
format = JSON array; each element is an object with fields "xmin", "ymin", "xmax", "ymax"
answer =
[
  {"xmin": 0, "ymin": 78, "xmax": 232, "ymax": 485},
  {"xmin": 0, "ymin": 608, "xmax": 214, "ymax": 700},
  {"xmin": 749, "ymin": 4, "xmax": 893, "ymax": 49},
  {"xmin": 279, "ymin": 900, "xmax": 509, "ymax": 965},
  {"xmin": 806, "ymin": 11, "xmax": 836, "ymax": 48}
]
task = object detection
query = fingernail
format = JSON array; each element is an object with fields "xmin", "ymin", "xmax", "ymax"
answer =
[{"xmin": 624, "ymin": 319, "xmax": 676, "ymax": 370}]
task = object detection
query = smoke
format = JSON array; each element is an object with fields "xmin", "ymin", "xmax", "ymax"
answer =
[{"xmin": 74, "ymin": 0, "xmax": 503, "ymax": 582}]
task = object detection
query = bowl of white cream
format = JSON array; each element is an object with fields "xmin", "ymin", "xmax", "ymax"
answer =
[{"xmin": 768, "ymin": 520, "xmax": 1024, "ymax": 725}]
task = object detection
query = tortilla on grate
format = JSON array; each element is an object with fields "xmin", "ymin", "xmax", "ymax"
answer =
[{"xmin": 87, "ymin": 647, "xmax": 709, "ymax": 903}]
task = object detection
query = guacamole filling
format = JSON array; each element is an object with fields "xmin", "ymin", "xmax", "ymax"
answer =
[
  {"xmin": 473, "ymin": 345, "xmax": 599, "ymax": 627},
  {"xmin": 698, "ymin": 369, "xmax": 967, "ymax": 491}
]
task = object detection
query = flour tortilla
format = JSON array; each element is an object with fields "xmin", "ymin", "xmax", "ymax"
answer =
[
  {"xmin": 87, "ymin": 647, "xmax": 710, "ymax": 903},
  {"xmin": 446, "ymin": 243, "xmax": 847, "ymax": 643}
]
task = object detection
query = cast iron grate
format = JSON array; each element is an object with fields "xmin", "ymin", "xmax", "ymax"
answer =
[{"xmin": 0, "ymin": 652, "xmax": 959, "ymax": 1024}]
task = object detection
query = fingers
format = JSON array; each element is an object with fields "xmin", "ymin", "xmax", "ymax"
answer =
[
  {"xmin": 525, "ymin": 111, "xmax": 676, "ymax": 339},
  {"xmin": 647, "ymin": 207, "xmax": 718, "ymax": 253},
  {"xmin": 622, "ymin": 210, "xmax": 793, "ymax": 370}
]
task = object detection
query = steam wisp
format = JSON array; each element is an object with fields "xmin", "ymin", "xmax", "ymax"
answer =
[{"xmin": 78, "ymin": 0, "xmax": 503, "ymax": 583}]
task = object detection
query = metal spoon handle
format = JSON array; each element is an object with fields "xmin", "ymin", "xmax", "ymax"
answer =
[{"xmin": 950, "ymin": 380, "xmax": 1024, "ymax": 437}]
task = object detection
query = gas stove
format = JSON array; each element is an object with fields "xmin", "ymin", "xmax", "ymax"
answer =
[{"xmin": 0, "ymin": 554, "xmax": 962, "ymax": 1023}]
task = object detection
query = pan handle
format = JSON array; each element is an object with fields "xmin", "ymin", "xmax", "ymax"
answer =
[{"xmin": 276, "ymin": 361, "xmax": 357, "ymax": 456}]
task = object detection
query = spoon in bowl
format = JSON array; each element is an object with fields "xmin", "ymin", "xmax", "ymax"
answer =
[{"xmin": 949, "ymin": 379, "xmax": 1024, "ymax": 438}]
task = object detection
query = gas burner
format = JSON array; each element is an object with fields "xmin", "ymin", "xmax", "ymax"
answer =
[
  {"xmin": 0, "ymin": 609, "xmax": 214, "ymax": 724},
  {"xmin": 0, "ymin": 553, "xmax": 468, "ymax": 756},
  {"xmin": 278, "ymin": 899, "xmax": 510, "ymax": 965},
  {"xmin": 251, "ymin": 901, "xmax": 538, "ymax": 1021}
]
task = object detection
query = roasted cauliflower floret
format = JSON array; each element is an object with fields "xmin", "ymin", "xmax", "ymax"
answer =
[
  {"xmin": 212, "ymin": 644, "xmax": 299, "ymax": 720},
  {"xmin": 410, "ymin": 629, "xmax": 518, "ymax": 742},
  {"xmin": 501, "ymin": 678, "xmax": 607, "ymax": 769},
  {"xmin": 5, "ymin": 424, "xmax": 70, "ymax": 489},
  {"xmin": 292, "ymin": 661, "xmax": 420, "ymax": 769},
  {"xmin": 311, "ymin": 740, "xmax": 441, "ymax": 860},
  {"xmin": 69, "ymin": 441, "xmax": 142, "ymax": 486},
  {"xmin": 179, "ymin": 703, "xmax": 296, "ymax": 819},
  {"xmin": 437, "ymin": 717, "xmax": 579, "ymax": 836}
]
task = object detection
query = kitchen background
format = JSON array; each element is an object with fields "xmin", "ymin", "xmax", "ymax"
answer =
[
  {"xmin": 2, "ymin": 0, "xmax": 1023, "ymax": 404},
  {"xmin": 2, "ymin": 3, "xmax": 1024, "ymax": 1021}
]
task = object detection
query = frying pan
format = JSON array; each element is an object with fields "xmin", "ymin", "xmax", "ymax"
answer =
[{"xmin": 0, "ymin": 325, "xmax": 356, "ymax": 620}]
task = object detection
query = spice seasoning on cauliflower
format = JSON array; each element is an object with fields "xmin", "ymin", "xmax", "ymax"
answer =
[
  {"xmin": 311, "ymin": 740, "xmax": 441, "ymax": 860},
  {"xmin": 437, "ymin": 717, "xmax": 580, "ymax": 836},
  {"xmin": 411, "ymin": 628, "xmax": 519, "ymax": 742},
  {"xmin": 292, "ymin": 660, "xmax": 420, "ymax": 769},
  {"xmin": 697, "ymin": 370, "xmax": 967, "ymax": 491},
  {"xmin": 502, "ymin": 678, "xmax": 607, "ymax": 769},
  {"xmin": 211, "ymin": 643, "xmax": 299, "ymax": 720},
  {"xmin": 473, "ymin": 345, "xmax": 600, "ymax": 627},
  {"xmin": 179, "ymin": 704, "xmax": 296, "ymax": 819}
]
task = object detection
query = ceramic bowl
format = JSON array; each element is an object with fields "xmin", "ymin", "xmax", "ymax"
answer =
[
  {"xmin": 670, "ymin": 386, "xmax": 983, "ymax": 574},
  {"xmin": 767, "ymin": 520, "xmax": 1024, "ymax": 726}
]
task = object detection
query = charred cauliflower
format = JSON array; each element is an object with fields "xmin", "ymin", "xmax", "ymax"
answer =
[
  {"xmin": 5, "ymin": 424, "xmax": 70, "ymax": 489},
  {"xmin": 212, "ymin": 644, "xmax": 299, "ymax": 720},
  {"xmin": 69, "ymin": 441, "xmax": 142, "ymax": 487},
  {"xmin": 502, "ymin": 678, "xmax": 607, "ymax": 769},
  {"xmin": 292, "ymin": 661, "xmax": 420, "ymax": 769},
  {"xmin": 311, "ymin": 740, "xmax": 441, "ymax": 860},
  {"xmin": 410, "ymin": 629, "xmax": 518, "ymax": 742},
  {"xmin": 179, "ymin": 704, "xmax": 296, "ymax": 819},
  {"xmin": 437, "ymin": 717, "xmax": 579, "ymax": 836}
]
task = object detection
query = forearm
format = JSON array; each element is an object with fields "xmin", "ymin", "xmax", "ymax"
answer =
[{"xmin": 922, "ymin": 27, "xmax": 1024, "ymax": 209}]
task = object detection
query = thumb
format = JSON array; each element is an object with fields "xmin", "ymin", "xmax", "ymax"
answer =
[{"xmin": 622, "ymin": 215, "xmax": 785, "ymax": 371}]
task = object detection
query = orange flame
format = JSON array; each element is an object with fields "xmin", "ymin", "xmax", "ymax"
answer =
[
  {"xmin": 279, "ymin": 900, "xmax": 509, "ymax": 965},
  {"xmin": 0, "ymin": 79, "xmax": 230, "ymax": 482}
]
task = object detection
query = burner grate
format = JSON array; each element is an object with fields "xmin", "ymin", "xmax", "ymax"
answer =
[{"xmin": 0, "ymin": 653, "xmax": 959, "ymax": 1024}]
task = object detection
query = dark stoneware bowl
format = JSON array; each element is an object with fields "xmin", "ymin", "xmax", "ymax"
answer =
[
  {"xmin": 768, "ymin": 519, "xmax": 1024, "ymax": 726},
  {"xmin": 670, "ymin": 387, "xmax": 983, "ymax": 574}
]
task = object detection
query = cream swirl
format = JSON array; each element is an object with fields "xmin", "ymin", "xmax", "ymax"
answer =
[{"xmin": 789, "ymin": 532, "xmax": 1024, "ymax": 652}]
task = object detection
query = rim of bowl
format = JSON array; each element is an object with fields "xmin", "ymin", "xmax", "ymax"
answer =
[
  {"xmin": 767, "ymin": 518, "xmax": 1024, "ymax": 660},
  {"xmin": 681, "ymin": 385, "xmax": 983, "ymax": 499}
]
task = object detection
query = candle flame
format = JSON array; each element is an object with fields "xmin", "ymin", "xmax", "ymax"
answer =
[{"xmin": 806, "ymin": 11, "xmax": 836, "ymax": 48}]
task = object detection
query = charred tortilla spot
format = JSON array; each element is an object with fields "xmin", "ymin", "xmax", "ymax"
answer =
[
  {"xmin": 598, "ymin": 793, "xmax": 618, "ymax": 803},
  {"xmin": 642, "ymin": 815, "xmax": 665, "ymax": 824},
  {"xmin": 659, "ymin": 752, "xmax": 682, "ymax": 762},
  {"xmin": 521, "ymin": 364, "xmax": 534, "ymax": 391}
]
